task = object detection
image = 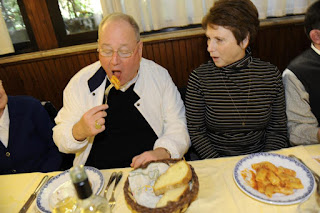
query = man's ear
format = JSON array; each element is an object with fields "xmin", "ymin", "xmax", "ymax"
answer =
[
  {"xmin": 309, "ymin": 29, "xmax": 320, "ymax": 45},
  {"xmin": 138, "ymin": 41, "xmax": 143, "ymax": 57},
  {"xmin": 240, "ymin": 34, "xmax": 249, "ymax": 49}
]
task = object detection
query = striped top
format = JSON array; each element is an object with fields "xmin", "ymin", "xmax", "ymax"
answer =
[{"xmin": 185, "ymin": 52, "xmax": 288, "ymax": 159}]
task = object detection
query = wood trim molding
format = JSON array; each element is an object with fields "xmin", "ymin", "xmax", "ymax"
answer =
[{"xmin": 0, "ymin": 15, "xmax": 304, "ymax": 65}]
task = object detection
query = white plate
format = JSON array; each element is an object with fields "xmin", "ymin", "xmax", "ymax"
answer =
[
  {"xmin": 36, "ymin": 166, "xmax": 104, "ymax": 213},
  {"xmin": 233, "ymin": 152, "xmax": 315, "ymax": 205}
]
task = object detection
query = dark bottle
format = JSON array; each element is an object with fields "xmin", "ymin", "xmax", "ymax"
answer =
[{"xmin": 70, "ymin": 165, "xmax": 110, "ymax": 213}]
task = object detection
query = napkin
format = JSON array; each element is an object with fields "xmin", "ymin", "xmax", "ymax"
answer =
[{"xmin": 128, "ymin": 162, "xmax": 169, "ymax": 208}]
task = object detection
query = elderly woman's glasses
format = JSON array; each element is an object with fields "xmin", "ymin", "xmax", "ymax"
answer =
[{"xmin": 97, "ymin": 43, "xmax": 139, "ymax": 58}]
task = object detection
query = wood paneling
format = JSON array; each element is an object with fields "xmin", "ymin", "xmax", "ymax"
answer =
[
  {"xmin": 251, "ymin": 22, "xmax": 309, "ymax": 71},
  {"xmin": 0, "ymin": 50, "xmax": 96, "ymax": 109},
  {"xmin": 0, "ymin": 22, "xmax": 310, "ymax": 110},
  {"xmin": 143, "ymin": 35, "xmax": 209, "ymax": 88}
]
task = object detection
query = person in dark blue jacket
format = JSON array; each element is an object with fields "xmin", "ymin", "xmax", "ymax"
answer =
[{"xmin": 0, "ymin": 80, "xmax": 62, "ymax": 174}]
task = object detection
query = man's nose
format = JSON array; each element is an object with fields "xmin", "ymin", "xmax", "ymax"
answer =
[{"xmin": 110, "ymin": 51, "xmax": 120, "ymax": 65}]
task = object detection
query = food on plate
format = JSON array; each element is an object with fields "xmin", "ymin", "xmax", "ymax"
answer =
[
  {"xmin": 153, "ymin": 160, "xmax": 192, "ymax": 196},
  {"xmin": 252, "ymin": 161, "xmax": 277, "ymax": 173},
  {"xmin": 156, "ymin": 184, "xmax": 189, "ymax": 208},
  {"xmin": 111, "ymin": 75, "xmax": 120, "ymax": 90},
  {"xmin": 241, "ymin": 161, "xmax": 304, "ymax": 198}
]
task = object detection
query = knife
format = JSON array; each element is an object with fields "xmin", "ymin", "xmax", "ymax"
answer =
[{"xmin": 19, "ymin": 175, "xmax": 49, "ymax": 213}]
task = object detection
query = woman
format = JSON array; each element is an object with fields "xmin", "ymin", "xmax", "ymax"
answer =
[{"xmin": 185, "ymin": 0, "xmax": 288, "ymax": 159}]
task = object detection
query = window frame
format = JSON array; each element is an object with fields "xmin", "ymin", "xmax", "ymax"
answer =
[
  {"xmin": 0, "ymin": 0, "xmax": 38, "ymax": 57},
  {"xmin": 45, "ymin": 0, "xmax": 99, "ymax": 47},
  {"xmin": 17, "ymin": 0, "xmax": 38, "ymax": 52}
]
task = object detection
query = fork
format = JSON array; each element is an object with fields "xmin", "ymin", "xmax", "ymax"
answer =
[
  {"xmin": 104, "ymin": 84, "xmax": 114, "ymax": 104},
  {"xmin": 104, "ymin": 172, "xmax": 117, "ymax": 198},
  {"xmin": 108, "ymin": 171, "xmax": 123, "ymax": 210}
]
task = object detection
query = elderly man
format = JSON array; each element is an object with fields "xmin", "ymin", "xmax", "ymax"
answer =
[
  {"xmin": 0, "ymin": 81, "xmax": 62, "ymax": 174},
  {"xmin": 53, "ymin": 13, "xmax": 190, "ymax": 169},
  {"xmin": 283, "ymin": 0, "xmax": 320, "ymax": 145}
]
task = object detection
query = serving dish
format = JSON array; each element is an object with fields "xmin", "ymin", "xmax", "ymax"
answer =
[{"xmin": 233, "ymin": 153, "xmax": 315, "ymax": 205}]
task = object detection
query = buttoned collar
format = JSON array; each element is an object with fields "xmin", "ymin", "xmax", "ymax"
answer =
[
  {"xmin": 118, "ymin": 72, "xmax": 139, "ymax": 92},
  {"xmin": 88, "ymin": 66, "xmax": 106, "ymax": 93},
  {"xmin": 311, "ymin": 43, "xmax": 320, "ymax": 55},
  {"xmin": 0, "ymin": 105, "xmax": 9, "ymax": 148},
  {"xmin": 87, "ymin": 66, "xmax": 139, "ymax": 93},
  {"xmin": 0, "ymin": 105, "xmax": 9, "ymax": 130}
]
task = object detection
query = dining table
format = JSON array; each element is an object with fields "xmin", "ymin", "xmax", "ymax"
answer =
[{"xmin": 1, "ymin": 144, "xmax": 319, "ymax": 213}]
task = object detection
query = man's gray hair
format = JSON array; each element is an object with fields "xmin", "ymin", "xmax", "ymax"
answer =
[{"xmin": 98, "ymin": 13, "xmax": 140, "ymax": 42}]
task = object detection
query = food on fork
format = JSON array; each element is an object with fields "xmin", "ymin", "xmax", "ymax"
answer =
[
  {"xmin": 153, "ymin": 160, "xmax": 192, "ymax": 196},
  {"xmin": 241, "ymin": 161, "xmax": 304, "ymax": 198},
  {"xmin": 110, "ymin": 75, "xmax": 120, "ymax": 90}
]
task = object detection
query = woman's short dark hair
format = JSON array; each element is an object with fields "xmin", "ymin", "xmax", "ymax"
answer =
[
  {"xmin": 202, "ymin": 0, "xmax": 259, "ymax": 45},
  {"xmin": 304, "ymin": 0, "xmax": 320, "ymax": 41}
]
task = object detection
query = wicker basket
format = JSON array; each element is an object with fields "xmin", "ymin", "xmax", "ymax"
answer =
[{"xmin": 123, "ymin": 159, "xmax": 199, "ymax": 213}]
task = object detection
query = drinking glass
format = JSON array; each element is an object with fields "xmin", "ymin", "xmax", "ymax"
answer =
[{"xmin": 49, "ymin": 187, "xmax": 77, "ymax": 213}]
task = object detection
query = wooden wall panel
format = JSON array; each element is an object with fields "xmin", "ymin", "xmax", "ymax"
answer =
[
  {"xmin": 252, "ymin": 23, "xmax": 309, "ymax": 71},
  {"xmin": 164, "ymin": 42, "xmax": 175, "ymax": 76},
  {"xmin": 144, "ymin": 36, "xmax": 209, "ymax": 88},
  {"xmin": 151, "ymin": 43, "xmax": 161, "ymax": 66},
  {"xmin": 160, "ymin": 43, "xmax": 169, "ymax": 66},
  {"xmin": 178, "ymin": 40, "xmax": 188, "ymax": 87},
  {"xmin": 172, "ymin": 41, "xmax": 182, "ymax": 87},
  {"xmin": 0, "ymin": 50, "xmax": 97, "ymax": 109},
  {"xmin": 0, "ymin": 22, "xmax": 310, "ymax": 111}
]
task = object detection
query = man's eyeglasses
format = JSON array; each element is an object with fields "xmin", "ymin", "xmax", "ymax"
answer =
[{"xmin": 97, "ymin": 43, "xmax": 139, "ymax": 58}]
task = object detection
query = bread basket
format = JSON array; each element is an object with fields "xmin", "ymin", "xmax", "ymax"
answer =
[{"xmin": 123, "ymin": 159, "xmax": 199, "ymax": 213}]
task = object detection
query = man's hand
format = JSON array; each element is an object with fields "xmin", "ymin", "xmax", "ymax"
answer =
[
  {"xmin": 72, "ymin": 104, "xmax": 108, "ymax": 141},
  {"xmin": 130, "ymin": 148, "xmax": 171, "ymax": 169}
]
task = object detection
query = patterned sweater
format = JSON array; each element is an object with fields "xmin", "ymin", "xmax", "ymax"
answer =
[{"xmin": 185, "ymin": 53, "xmax": 288, "ymax": 159}]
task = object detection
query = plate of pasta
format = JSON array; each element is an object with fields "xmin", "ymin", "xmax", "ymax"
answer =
[{"xmin": 233, "ymin": 153, "xmax": 315, "ymax": 205}]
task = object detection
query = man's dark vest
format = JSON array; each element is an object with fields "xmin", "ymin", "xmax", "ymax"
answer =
[
  {"xmin": 86, "ymin": 83, "xmax": 158, "ymax": 169},
  {"xmin": 288, "ymin": 48, "xmax": 320, "ymax": 123}
]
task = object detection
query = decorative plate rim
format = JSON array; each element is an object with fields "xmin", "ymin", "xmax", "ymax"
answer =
[
  {"xmin": 233, "ymin": 152, "xmax": 315, "ymax": 205},
  {"xmin": 36, "ymin": 166, "xmax": 104, "ymax": 213}
]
